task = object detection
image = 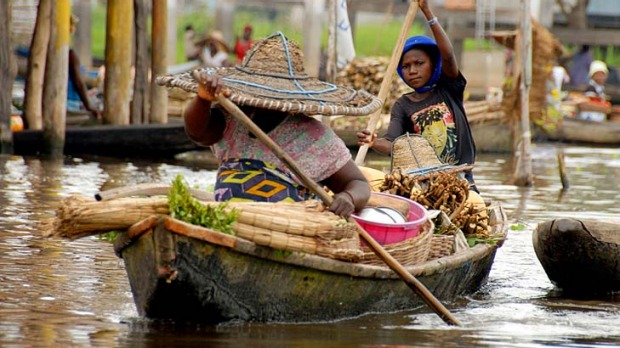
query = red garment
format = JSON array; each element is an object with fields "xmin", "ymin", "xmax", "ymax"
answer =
[{"xmin": 234, "ymin": 39, "xmax": 253, "ymax": 62}]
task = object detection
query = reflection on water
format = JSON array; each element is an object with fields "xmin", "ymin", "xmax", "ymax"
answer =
[{"xmin": 1, "ymin": 143, "xmax": 619, "ymax": 347}]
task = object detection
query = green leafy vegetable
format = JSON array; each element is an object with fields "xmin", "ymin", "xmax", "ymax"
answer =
[
  {"xmin": 99, "ymin": 231, "xmax": 121, "ymax": 242},
  {"xmin": 168, "ymin": 175, "xmax": 238, "ymax": 235}
]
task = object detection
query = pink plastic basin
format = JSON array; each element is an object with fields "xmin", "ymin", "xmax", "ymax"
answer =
[{"xmin": 352, "ymin": 192, "xmax": 428, "ymax": 245}]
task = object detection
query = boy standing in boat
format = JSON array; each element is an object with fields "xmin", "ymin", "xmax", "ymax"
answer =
[{"xmin": 356, "ymin": 0, "xmax": 477, "ymax": 191}]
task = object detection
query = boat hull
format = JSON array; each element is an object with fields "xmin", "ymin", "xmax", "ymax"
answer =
[
  {"xmin": 541, "ymin": 117, "xmax": 620, "ymax": 145},
  {"xmin": 116, "ymin": 217, "xmax": 502, "ymax": 323},
  {"xmin": 533, "ymin": 218, "xmax": 620, "ymax": 294},
  {"xmin": 470, "ymin": 120, "xmax": 513, "ymax": 153},
  {"xmin": 13, "ymin": 122, "xmax": 199, "ymax": 158}
]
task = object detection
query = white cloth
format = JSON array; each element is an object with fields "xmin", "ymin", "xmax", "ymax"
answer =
[
  {"xmin": 201, "ymin": 48, "xmax": 228, "ymax": 68},
  {"xmin": 551, "ymin": 66, "xmax": 570, "ymax": 92},
  {"xmin": 336, "ymin": 0, "xmax": 355, "ymax": 68}
]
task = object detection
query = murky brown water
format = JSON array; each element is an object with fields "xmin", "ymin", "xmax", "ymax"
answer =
[{"xmin": 1, "ymin": 143, "xmax": 619, "ymax": 347}]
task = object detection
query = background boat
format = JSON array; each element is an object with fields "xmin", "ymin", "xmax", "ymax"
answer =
[
  {"xmin": 13, "ymin": 120, "xmax": 199, "ymax": 158},
  {"xmin": 533, "ymin": 218, "xmax": 620, "ymax": 294}
]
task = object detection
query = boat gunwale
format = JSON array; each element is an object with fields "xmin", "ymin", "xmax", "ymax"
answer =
[{"xmin": 117, "ymin": 214, "xmax": 504, "ymax": 280}]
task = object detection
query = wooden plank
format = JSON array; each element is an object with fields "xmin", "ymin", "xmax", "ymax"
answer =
[
  {"xmin": 163, "ymin": 217, "xmax": 237, "ymax": 249},
  {"xmin": 127, "ymin": 216, "xmax": 160, "ymax": 240},
  {"xmin": 550, "ymin": 27, "xmax": 620, "ymax": 46}
]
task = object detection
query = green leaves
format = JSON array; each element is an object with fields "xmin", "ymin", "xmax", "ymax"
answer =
[{"xmin": 168, "ymin": 175, "xmax": 238, "ymax": 235}]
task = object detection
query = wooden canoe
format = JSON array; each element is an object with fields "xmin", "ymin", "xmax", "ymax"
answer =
[
  {"xmin": 533, "ymin": 218, "xmax": 620, "ymax": 294},
  {"xmin": 539, "ymin": 117, "xmax": 620, "ymax": 145},
  {"xmin": 13, "ymin": 122, "xmax": 200, "ymax": 158},
  {"xmin": 114, "ymin": 204, "xmax": 508, "ymax": 324}
]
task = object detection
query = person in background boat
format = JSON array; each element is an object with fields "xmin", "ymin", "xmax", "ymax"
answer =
[
  {"xmin": 198, "ymin": 31, "xmax": 232, "ymax": 68},
  {"xmin": 355, "ymin": 0, "xmax": 477, "ymax": 191},
  {"xmin": 234, "ymin": 24, "xmax": 253, "ymax": 63},
  {"xmin": 568, "ymin": 45, "xmax": 593, "ymax": 88},
  {"xmin": 584, "ymin": 60, "xmax": 608, "ymax": 101},
  {"xmin": 184, "ymin": 24, "xmax": 201, "ymax": 61},
  {"xmin": 577, "ymin": 60, "xmax": 610, "ymax": 122},
  {"xmin": 183, "ymin": 33, "xmax": 380, "ymax": 218},
  {"xmin": 68, "ymin": 14, "xmax": 101, "ymax": 119}
]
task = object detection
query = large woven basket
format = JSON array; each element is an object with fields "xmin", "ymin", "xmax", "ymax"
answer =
[
  {"xmin": 390, "ymin": 133, "xmax": 443, "ymax": 172},
  {"xmin": 359, "ymin": 220, "xmax": 433, "ymax": 266}
]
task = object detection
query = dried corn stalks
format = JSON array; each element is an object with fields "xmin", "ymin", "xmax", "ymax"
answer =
[{"xmin": 380, "ymin": 170, "xmax": 490, "ymax": 237}]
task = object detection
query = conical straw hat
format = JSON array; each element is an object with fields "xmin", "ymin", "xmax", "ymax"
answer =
[{"xmin": 156, "ymin": 32, "xmax": 382, "ymax": 116}]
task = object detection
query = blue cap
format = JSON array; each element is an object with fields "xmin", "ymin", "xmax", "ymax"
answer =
[{"xmin": 396, "ymin": 36, "xmax": 442, "ymax": 93}]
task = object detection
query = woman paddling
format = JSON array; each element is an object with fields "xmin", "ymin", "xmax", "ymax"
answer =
[{"xmin": 159, "ymin": 32, "xmax": 382, "ymax": 218}]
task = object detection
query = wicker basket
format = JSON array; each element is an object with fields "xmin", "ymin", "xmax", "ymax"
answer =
[
  {"xmin": 426, "ymin": 210, "xmax": 471, "ymax": 260},
  {"xmin": 391, "ymin": 133, "xmax": 443, "ymax": 172},
  {"xmin": 359, "ymin": 220, "xmax": 433, "ymax": 266},
  {"xmin": 428, "ymin": 234, "xmax": 455, "ymax": 260}
]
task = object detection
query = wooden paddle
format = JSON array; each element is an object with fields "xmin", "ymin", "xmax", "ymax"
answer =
[
  {"xmin": 354, "ymin": 0, "xmax": 419, "ymax": 166},
  {"xmin": 216, "ymin": 94, "xmax": 462, "ymax": 326}
]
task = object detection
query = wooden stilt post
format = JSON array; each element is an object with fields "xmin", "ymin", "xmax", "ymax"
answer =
[
  {"xmin": 42, "ymin": 0, "xmax": 71, "ymax": 157},
  {"xmin": 24, "ymin": 0, "xmax": 52, "ymax": 131},
  {"xmin": 73, "ymin": 0, "xmax": 92, "ymax": 68},
  {"xmin": 132, "ymin": 0, "xmax": 150, "ymax": 124},
  {"xmin": 303, "ymin": 0, "xmax": 324, "ymax": 78},
  {"xmin": 513, "ymin": 0, "xmax": 534, "ymax": 186},
  {"xmin": 103, "ymin": 0, "xmax": 133, "ymax": 125},
  {"xmin": 150, "ymin": 0, "xmax": 168, "ymax": 124},
  {"xmin": 0, "ymin": 0, "xmax": 15, "ymax": 153}
]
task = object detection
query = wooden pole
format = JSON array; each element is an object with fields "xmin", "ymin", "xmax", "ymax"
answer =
[
  {"xmin": 131, "ymin": 0, "xmax": 150, "ymax": 124},
  {"xmin": 215, "ymin": 92, "xmax": 462, "ymax": 327},
  {"xmin": 325, "ymin": 0, "xmax": 337, "ymax": 83},
  {"xmin": 215, "ymin": 0, "xmax": 234, "ymax": 45},
  {"xmin": 167, "ymin": 0, "xmax": 177, "ymax": 66},
  {"xmin": 73, "ymin": 0, "xmax": 92, "ymax": 68},
  {"xmin": 557, "ymin": 151, "xmax": 569, "ymax": 191},
  {"xmin": 513, "ymin": 0, "xmax": 534, "ymax": 186},
  {"xmin": 23, "ymin": 0, "xmax": 52, "ymax": 131},
  {"xmin": 0, "ymin": 0, "xmax": 14, "ymax": 153},
  {"xmin": 42, "ymin": 0, "xmax": 71, "ymax": 157},
  {"xmin": 303, "ymin": 0, "xmax": 324, "ymax": 77},
  {"xmin": 150, "ymin": 0, "xmax": 168, "ymax": 124},
  {"xmin": 103, "ymin": 0, "xmax": 133, "ymax": 125},
  {"xmin": 354, "ymin": 0, "xmax": 419, "ymax": 166}
]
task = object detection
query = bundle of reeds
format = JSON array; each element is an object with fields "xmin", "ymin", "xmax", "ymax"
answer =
[
  {"xmin": 492, "ymin": 20, "xmax": 564, "ymax": 126},
  {"xmin": 41, "ymin": 195, "xmax": 362, "ymax": 261}
]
